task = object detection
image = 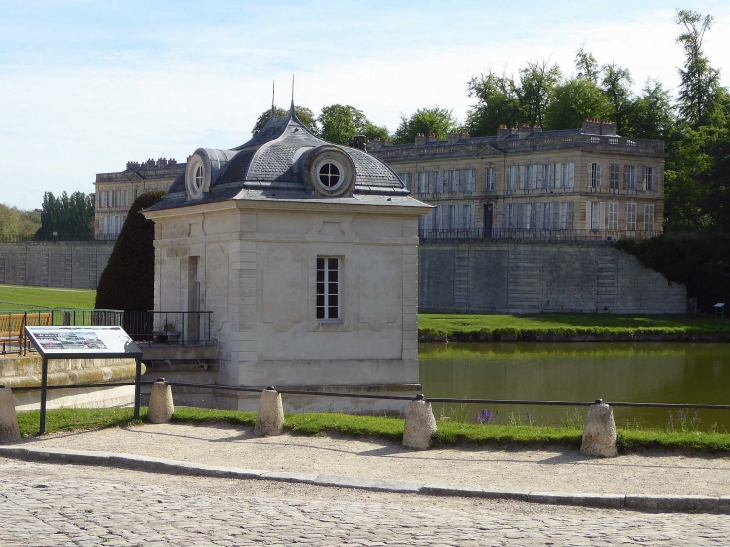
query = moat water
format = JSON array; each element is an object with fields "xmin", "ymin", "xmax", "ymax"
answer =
[{"xmin": 419, "ymin": 342, "xmax": 730, "ymax": 431}]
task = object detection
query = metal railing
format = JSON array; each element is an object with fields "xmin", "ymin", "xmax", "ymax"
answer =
[
  {"xmin": 419, "ymin": 228, "xmax": 660, "ymax": 243},
  {"xmin": 123, "ymin": 311, "xmax": 213, "ymax": 346},
  {"xmin": 0, "ymin": 309, "xmax": 123, "ymax": 355},
  {"xmin": 0, "ymin": 234, "xmax": 117, "ymax": 243}
]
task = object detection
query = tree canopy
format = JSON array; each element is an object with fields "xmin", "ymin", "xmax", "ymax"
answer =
[
  {"xmin": 251, "ymin": 106, "xmax": 318, "ymax": 136},
  {"xmin": 35, "ymin": 191, "xmax": 95, "ymax": 240},
  {"xmin": 392, "ymin": 106, "xmax": 458, "ymax": 144}
]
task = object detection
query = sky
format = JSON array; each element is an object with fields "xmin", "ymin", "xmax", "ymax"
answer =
[{"xmin": 1, "ymin": 0, "xmax": 729, "ymax": 210}]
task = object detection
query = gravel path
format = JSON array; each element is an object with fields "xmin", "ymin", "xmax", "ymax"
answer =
[{"xmin": 20, "ymin": 422, "xmax": 730, "ymax": 496}]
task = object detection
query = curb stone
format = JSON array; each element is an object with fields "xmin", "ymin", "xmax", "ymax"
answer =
[{"xmin": 0, "ymin": 445, "xmax": 727, "ymax": 513}]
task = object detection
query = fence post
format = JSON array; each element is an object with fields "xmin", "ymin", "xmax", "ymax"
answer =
[
  {"xmin": 148, "ymin": 378, "xmax": 174, "ymax": 423},
  {"xmin": 402, "ymin": 394, "xmax": 437, "ymax": 450},
  {"xmin": 581, "ymin": 399, "xmax": 618, "ymax": 457},
  {"xmin": 133, "ymin": 356, "xmax": 142, "ymax": 420},
  {"xmin": 254, "ymin": 387, "xmax": 284, "ymax": 437},
  {"xmin": 0, "ymin": 385, "xmax": 21, "ymax": 443}
]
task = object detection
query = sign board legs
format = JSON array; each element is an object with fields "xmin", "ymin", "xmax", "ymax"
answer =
[{"xmin": 40, "ymin": 356, "xmax": 48, "ymax": 435}]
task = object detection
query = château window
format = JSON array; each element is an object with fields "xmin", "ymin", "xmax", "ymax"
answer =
[
  {"xmin": 644, "ymin": 167, "xmax": 654, "ymax": 191},
  {"xmin": 318, "ymin": 162, "xmax": 341, "ymax": 188},
  {"xmin": 589, "ymin": 163, "xmax": 601, "ymax": 188},
  {"xmin": 627, "ymin": 203, "xmax": 637, "ymax": 231},
  {"xmin": 316, "ymin": 257, "xmax": 340, "ymax": 321},
  {"xmin": 485, "ymin": 167, "xmax": 495, "ymax": 191},
  {"xmin": 624, "ymin": 165, "xmax": 636, "ymax": 190},
  {"xmin": 608, "ymin": 202, "xmax": 619, "ymax": 230},
  {"xmin": 609, "ymin": 164, "xmax": 620, "ymax": 189},
  {"xmin": 193, "ymin": 164, "xmax": 204, "ymax": 193},
  {"xmin": 644, "ymin": 204, "xmax": 655, "ymax": 231},
  {"xmin": 507, "ymin": 166, "xmax": 517, "ymax": 191}
]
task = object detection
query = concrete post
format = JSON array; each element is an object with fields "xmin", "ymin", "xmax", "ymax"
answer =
[
  {"xmin": 402, "ymin": 395, "xmax": 437, "ymax": 450},
  {"xmin": 581, "ymin": 400, "xmax": 618, "ymax": 457},
  {"xmin": 0, "ymin": 386, "xmax": 21, "ymax": 444},
  {"xmin": 147, "ymin": 378, "xmax": 175, "ymax": 424},
  {"xmin": 254, "ymin": 387, "xmax": 284, "ymax": 437}
]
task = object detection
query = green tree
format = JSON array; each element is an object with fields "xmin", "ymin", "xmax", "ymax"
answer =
[
  {"xmin": 516, "ymin": 59, "xmax": 562, "ymax": 128},
  {"xmin": 0, "ymin": 204, "xmax": 21, "ymax": 238},
  {"xmin": 625, "ymin": 80, "xmax": 675, "ymax": 140},
  {"xmin": 361, "ymin": 121, "xmax": 390, "ymax": 142},
  {"xmin": 466, "ymin": 70, "xmax": 524, "ymax": 136},
  {"xmin": 318, "ymin": 104, "xmax": 369, "ymax": 145},
  {"xmin": 675, "ymin": 10, "xmax": 722, "ymax": 127},
  {"xmin": 543, "ymin": 78, "xmax": 612, "ymax": 130},
  {"xmin": 601, "ymin": 63, "xmax": 633, "ymax": 135},
  {"xmin": 36, "ymin": 191, "xmax": 95, "ymax": 240},
  {"xmin": 575, "ymin": 45, "xmax": 600, "ymax": 84},
  {"xmin": 251, "ymin": 106, "xmax": 318, "ymax": 136},
  {"xmin": 95, "ymin": 191, "xmax": 165, "ymax": 311},
  {"xmin": 392, "ymin": 106, "xmax": 458, "ymax": 144}
]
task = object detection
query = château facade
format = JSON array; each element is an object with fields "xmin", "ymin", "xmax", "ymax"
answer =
[
  {"xmin": 369, "ymin": 120, "xmax": 665, "ymax": 241},
  {"xmin": 94, "ymin": 158, "xmax": 184, "ymax": 237}
]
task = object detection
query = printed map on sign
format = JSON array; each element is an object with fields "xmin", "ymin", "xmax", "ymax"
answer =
[
  {"xmin": 33, "ymin": 331, "xmax": 108, "ymax": 351},
  {"xmin": 24, "ymin": 326, "xmax": 141, "ymax": 356}
]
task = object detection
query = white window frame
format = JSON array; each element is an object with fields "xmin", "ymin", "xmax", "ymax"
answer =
[
  {"xmin": 627, "ymin": 203, "xmax": 637, "ymax": 231},
  {"xmin": 644, "ymin": 203, "xmax": 655, "ymax": 232},
  {"xmin": 485, "ymin": 167, "xmax": 495, "ymax": 191},
  {"xmin": 609, "ymin": 164, "xmax": 619, "ymax": 190},
  {"xmin": 316, "ymin": 256, "xmax": 341, "ymax": 321},
  {"xmin": 507, "ymin": 166, "xmax": 517, "ymax": 191},
  {"xmin": 608, "ymin": 202, "xmax": 619, "ymax": 231},
  {"xmin": 625, "ymin": 166, "xmax": 636, "ymax": 190},
  {"xmin": 645, "ymin": 167, "xmax": 654, "ymax": 191},
  {"xmin": 589, "ymin": 162, "xmax": 601, "ymax": 188}
]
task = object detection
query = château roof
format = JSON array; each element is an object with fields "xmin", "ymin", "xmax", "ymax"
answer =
[{"xmin": 148, "ymin": 103, "xmax": 419, "ymax": 212}]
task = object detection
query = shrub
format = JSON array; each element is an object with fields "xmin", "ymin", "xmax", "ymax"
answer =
[
  {"xmin": 95, "ymin": 191, "xmax": 165, "ymax": 311},
  {"xmin": 614, "ymin": 232, "xmax": 730, "ymax": 312}
]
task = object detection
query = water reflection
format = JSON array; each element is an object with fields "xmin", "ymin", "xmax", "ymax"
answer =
[{"xmin": 419, "ymin": 342, "xmax": 730, "ymax": 430}]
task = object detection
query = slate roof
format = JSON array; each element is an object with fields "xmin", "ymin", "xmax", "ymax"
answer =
[{"xmin": 148, "ymin": 104, "xmax": 415, "ymax": 213}]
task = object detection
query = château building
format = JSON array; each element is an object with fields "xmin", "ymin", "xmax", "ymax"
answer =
[
  {"xmin": 94, "ymin": 158, "xmax": 184, "ymax": 237},
  {"xmin": 368, "ymin": 120, "xmax": 665, "ymax": 241}
]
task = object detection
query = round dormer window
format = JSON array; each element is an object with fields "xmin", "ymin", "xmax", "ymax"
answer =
[
  {"xmin": 304, "ymin": 146, "xmax": 356, "ymax": 197},
  {"xmin": 318, "ymin": 162, "xmax": 342, "ymax": 189},
  {"xmin": 193, "ymin": 165, "xmax": 204, "ymax": 193}
]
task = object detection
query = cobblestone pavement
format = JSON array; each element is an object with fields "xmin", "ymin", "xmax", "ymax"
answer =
[{"xmin": 1, "ymin": 458, "xmax": 728, "ymax": 547}]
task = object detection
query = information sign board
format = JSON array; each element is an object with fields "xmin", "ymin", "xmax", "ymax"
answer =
[{"xmin": 25, "ymin": 326, "xmax": 142, "ymax": 357}]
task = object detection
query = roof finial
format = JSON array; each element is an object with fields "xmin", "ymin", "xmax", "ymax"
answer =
[
  {"xmin": 270, "ymin": 80, "xmax": 275, "ymax": 121},
  {"xmin": 290, "ymin": 73, "xmax": 295, "ymax": 116}
]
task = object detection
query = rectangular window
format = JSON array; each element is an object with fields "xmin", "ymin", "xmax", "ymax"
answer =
[
  {"xmin": 562, "ymin": 163, "xmax": 574, "ymax": 188},
  {"xmin": 134, "ymin": 188, "xmax": 139, "ymax": 199},
  {"xmin": 507, "ymin": 166, "xmax": 517, "ymax": 191},
  {"xmin": 316, "ymin": 257, "xmax": 340, "ymax": 321},
  {"xmin": 589, "ymin": 162, "xmax": 601, "ymax": 188},
  {"xmin": 106, "ymin": 191, "xmax": 110, "ymax": 208},
  {"xmin": 609, "ymin": 164, "xmax": 620, "ymax": 189},
  {"xmin": 644, "ymin": 203, "xmax": 655, "ymax": 232},
  {"xmin": 624, "ymin": 165, "xmax": 636, "ymax": 190},
  {"xmin": 448, "ymin": 170, "xmax": 459, "ymax": 193},
  {"xmin": 645, "ymin": 167, "xmax": 654, "ymax": 191},
  {"xmin": 485, "ymin": 167, "xmax": 495, "ymax": 191},
  {"xmin": 124, "ymin": 190, "xmax": 128, "ymax": 207},
  {"xmin": 525, "ymin": 165, "xmax": 533, "ymax": 190},
  {"xmin": 416, "ymin": 172, "xmax": 426, "ymax": 194},
  {"xmin": 608, "ymin": 202, "xmax": 619, "ymax": 230},
  {"xmin": 627, "ymin": 203, "xmax": 637, "ymax": 231},
  {"xmin": 461, "ymin": 169, "xmax": 475, "ymax": 193},
  {"xmin": 559, "ymin": 202, "xmax": 574, "ymax": 229}
]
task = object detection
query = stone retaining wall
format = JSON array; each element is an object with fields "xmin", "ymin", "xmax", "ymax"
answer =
[{"xmin": 419, "ymin": 242, "xmax": 687, "ymax": 314}]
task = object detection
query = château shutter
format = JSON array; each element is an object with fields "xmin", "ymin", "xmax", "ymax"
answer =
[
  {"xmin": 555, "ymin": 163, "xmax": 562, "ymax": 188},
  {"xmin": 519, "ymin": 166, "xmax": 526, "ymax": 189},
  {"xmin": 596, "ymin": 163, "xmax": 602, "ymax": 187},
  {"xmin": 636, "ymin": 166, "xmax": 643, "ymax": 191},
  {"xmin": 585, "ymin": 201, "xmax": 591, "ymax": 229},
  {"xmin": 599, "ymin": 201, "xmax": 606, "ymax": 231},
  {"xmin": 566, "ymin": 202, "xmax": 574, "ymax": 229},
  {"xmin": 535, "ymin": 202, "xmax": 543, "ymax": 229},
  {"xmin": 568, "ymin": 163, "xmax": 575, "ymax": 188}
]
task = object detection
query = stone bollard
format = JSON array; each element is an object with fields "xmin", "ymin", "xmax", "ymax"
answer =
[
  {"xmin": 581, "ymin": 399, "xmax": 618, "ymax": 457},
  {"xmin": 0, "ymin": 385, "xmax": 21, "ymax": 444},
  {"xmin": 254, "ymin": 387, "xmax": 284, "ymax": 437},
  {"xmin": 148, "ymin": 378, "xmax": 175, "ymax": 424},
  {"xmin": 402, "ymin": 394, "xmax": 437, "ymax": 450}
]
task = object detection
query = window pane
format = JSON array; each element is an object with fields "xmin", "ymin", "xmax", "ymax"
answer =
[
  {"xmin": 328, "ymin": 282, "xmax": 338, "ymax": 295},
  {"xmin": 328, "ymin": 269, "xmax": 338, "ymax": 282},
  {"xmin": 328, "ymin": 294, "xmax": 338, "ymax": 306},
  {"xmin": 317, "ymin": 282, "xmax": 324, "ymax": 295},
  {"xmin": 328, "ymin": 306, "xmax": 338, "ymax": 318},
  {"xmin": 328, "ymin": 258, "xmax": 338, "ymax": 270},
  {"xmin": 317, "ymin": 295, "xmax": 324, "ymax": 307},
  {"xmin": 317, "ymin": 258, "xmax": 324, "ymax": 269},
  {"xmin": 316, "ymin": 307, "xmax": 325, "ymax": 319},
  {"xmin": 317, "ymin": 270, "xmax": 324, "ymax": 282}
]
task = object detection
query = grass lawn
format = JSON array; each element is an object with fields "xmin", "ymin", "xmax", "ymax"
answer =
[
  {"xmin": 0, "ymin": 285, "xmax": 97, "ymax": 310},
  {"xmin": 15, "ymin": 407, "xmax": 730, "ymax": 454},
  {"xmin": 419, "ymin": 313, "xmax": 730, "ymax": 339}
]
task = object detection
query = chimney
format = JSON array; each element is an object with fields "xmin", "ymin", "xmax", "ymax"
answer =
[
  {"xmin": 414, "ymin": 133, "xmax": 427, "ymax": 146},
  {"xmin": 369, "ymin": 139, "xmax": 383, "ymax": 152},
  {"xmin": 518, "ymin": 125, "xmax": 533, "ymax": 139},
  {"xmin": 531, "ymin": 125, "xmax": 543, "ymax": 134},
  {"xmin": 169, "ymin": 158, "xmax": 176, "ymax": 164},
  {"xmin": 448, "ymin": 131, "xmax": 461, "ymax": 144},
  {"xmin": 126, "ymin": 161, "xmax": 140, "ymax": 170},
  {"xmin": 350, "ymin": 135, "xmax": 367, "ymax": 152},
  {"xmin": 582, "ymin": 118, "xmax": 601, "ymax": 134},
  {"xmin": 145, "ymin": 158, "xmax": 155, "ymax": 169},
  {"xmin": 599, "ymin": 120, "xmax": 617, "ymax": 136},
  {"xmin": 426, "ymin": 133, "xmax": 439, "ymax": 143},
  {"xmin": 157, "ymin": 157, "xmax": 168, "ymax": 168},
  {"xmin": 497, "ymin": 124, "xmax": 513, "ymax": 140},
  {"xmin": 382, "ymin": 140, "xmax": 393, "ymax": 147}
]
